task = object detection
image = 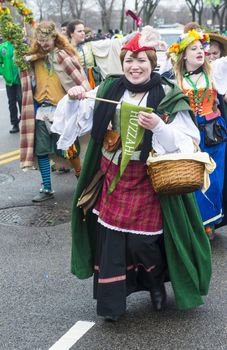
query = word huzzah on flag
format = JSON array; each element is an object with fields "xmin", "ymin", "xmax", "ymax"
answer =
[{"xmin": 108, "ymin": 101, "xmax": 153, "ymax": 194}]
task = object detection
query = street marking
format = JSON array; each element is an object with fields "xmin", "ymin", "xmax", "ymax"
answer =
[
  {"xmin": 0, "ymin": 88, "xmax": 6, "ymax": 92},
  {"xmin": 0, "ymin": 155, "xmax": 20, "ymax": 165},
  {"xmin": 0, "ymin": 149, "xmax": 20, "ymax": 159},
  {"xmin": 48, "ymin": 321, "xmax": 95, "ymax": 350},
  {"xmin": 0, "ymin": 150, "xmax": 20, "ymax": 165}
]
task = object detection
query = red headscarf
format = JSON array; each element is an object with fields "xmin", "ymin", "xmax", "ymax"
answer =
[
  {"xmin": 122, "ymin": 26, "xmax": 167, "ymax": 53},
  {"xmin": 122, "ymin": 33, "xmax": 156, "ymax": 52}
]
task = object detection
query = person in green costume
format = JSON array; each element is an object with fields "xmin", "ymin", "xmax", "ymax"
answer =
[
  {"xmin": 60, "ymin": 26, "xmax": 212, "ymax": 322},
  {"xmin": 0, "ymin": 41, "xmax": 22, "ymax": 133}
]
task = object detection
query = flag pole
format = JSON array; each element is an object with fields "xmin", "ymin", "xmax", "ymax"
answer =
[{"xmin": 85, "ymin": 94, "xmax": 120, "ymax": 105}]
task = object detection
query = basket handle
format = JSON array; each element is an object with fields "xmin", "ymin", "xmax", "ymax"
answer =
[{"xmin": 193, "ymin": 141, "xmax": 201, "ymax": 152}]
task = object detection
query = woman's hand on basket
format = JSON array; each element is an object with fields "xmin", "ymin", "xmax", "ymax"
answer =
[
  {"xmin": 138, "ymin": 111, "xmax": 160, "ymax": 130},
  {"xmin": 68, "ymin": 85, "xmax": 86, "ymax": 100}
]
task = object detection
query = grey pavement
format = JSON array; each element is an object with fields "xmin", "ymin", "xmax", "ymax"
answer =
[{"xmin": 0, "ymin": 76, "xmax": 227, "ymax": 350}]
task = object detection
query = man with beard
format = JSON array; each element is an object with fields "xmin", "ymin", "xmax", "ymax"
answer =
[{"xmin": 20, "ymin": 21, "xmax": 90, "ymax": 202}]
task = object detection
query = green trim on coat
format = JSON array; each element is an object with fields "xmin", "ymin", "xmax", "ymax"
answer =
[{"xmin": 159, "ymin": 193, "xmax": 211, "ymax": 309}]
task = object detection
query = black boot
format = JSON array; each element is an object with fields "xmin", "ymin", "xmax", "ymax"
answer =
[
  {"xmin": 104, "ymin": 315, "xmax": 120, "ymax": 322},
  {"xmin": 150, "ymin": 284, "xmax": 166, "ymax": 311},
  {"xmin": 9, "ymin": 125, "xmax": 19, "ymax": 134}
]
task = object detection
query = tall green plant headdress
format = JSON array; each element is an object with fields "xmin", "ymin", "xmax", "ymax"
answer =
[{"xmin": 0, "ymin": 0, "xmax": 35, "ymax": 71}]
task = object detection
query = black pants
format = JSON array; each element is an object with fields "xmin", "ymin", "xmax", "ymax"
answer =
[{"xmin": 6, "ymin": 84, "xmax": 22, "ymax": 126}]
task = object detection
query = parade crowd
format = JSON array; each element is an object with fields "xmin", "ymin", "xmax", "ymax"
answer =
[{"xmin": 0, "ymin": 16, "xmax": 227, "ymax": 322}]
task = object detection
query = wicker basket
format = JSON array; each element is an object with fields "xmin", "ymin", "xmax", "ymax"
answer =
[{"xmin": 147, "ymin": 153, "xmax": 205, "ymax": 195}]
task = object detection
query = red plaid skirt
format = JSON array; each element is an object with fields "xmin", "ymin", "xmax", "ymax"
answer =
[{"xmin": 93, "ymin": 155, "xmax": 163, "ymax": 234}]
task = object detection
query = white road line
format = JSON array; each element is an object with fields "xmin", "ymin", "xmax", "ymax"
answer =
[
  {"xmin": 48, "ymin": 321, "xmax": 95, "ymax": 350},
  {"xmin": 0, "ymin": 88, "xmax": 6, "ymax": 92}
]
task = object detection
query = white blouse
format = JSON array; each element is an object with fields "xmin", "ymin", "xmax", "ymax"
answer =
[
  {"xmin": 51, "ymin": 87, "xmax": 200, "ymax": 155},
  {"xmin": 212, "ymin": 56, "xmax": 227, "ymax": 94}
]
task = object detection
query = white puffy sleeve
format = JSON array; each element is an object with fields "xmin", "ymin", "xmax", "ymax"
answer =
[
  {"xmin": 51, "ymin": 88, "xmax": 97, "ymax": 150},
  {"xmin": 152, "ymin": 111, "xmax": 200, "ymax": 155},
  {"xmin": 159, "ymin": 58, "xmax": 172, "ymax": 75},
  {"xmin": 212, "ymin": 56, "xmax": 227, "ymax": 94}
]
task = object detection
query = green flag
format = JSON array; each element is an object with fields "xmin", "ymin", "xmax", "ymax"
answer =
[{"xmin": 108, "ymin": 101, "xmax": 153, "ymax": 194}]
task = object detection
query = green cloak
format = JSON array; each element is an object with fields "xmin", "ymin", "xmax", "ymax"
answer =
[{"xmin": 71, "ymin": 75, "xmax": 212, "ymax": 310}]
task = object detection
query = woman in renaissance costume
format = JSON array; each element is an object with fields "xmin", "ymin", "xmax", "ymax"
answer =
[
  {"xmin": 168, "ymin": 29, "xmax": 227, "ymax": 239},
  {"xmin": 53, "ymin": 26, "xmax": 212, "ymax": 321}
]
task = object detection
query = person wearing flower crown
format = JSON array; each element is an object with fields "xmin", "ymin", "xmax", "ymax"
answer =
[
  {"xmin": 61, "ymin": 26, "xmax": 212, "ymax": 321},
  {"xmin": 20, "ymin": 21, "xmax": 91, "ymax": 202},
  {"xmin": 168, "ymin": 29, "xmax": 227, "ymax": 239}
]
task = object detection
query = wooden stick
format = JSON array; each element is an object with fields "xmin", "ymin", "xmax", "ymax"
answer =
[{"xmin": 85, "ymin": 93, "xmax": 120, "ymax": 105}]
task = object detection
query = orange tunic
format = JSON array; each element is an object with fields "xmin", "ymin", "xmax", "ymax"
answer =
[{"xmin": 182, "ymin": 88, "xmax": 217, "ymax": 117}]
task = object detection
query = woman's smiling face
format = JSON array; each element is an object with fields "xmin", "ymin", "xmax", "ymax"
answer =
[{"xmin": 123, "ymin": 51, "xmax": 152, "ymax": 85}]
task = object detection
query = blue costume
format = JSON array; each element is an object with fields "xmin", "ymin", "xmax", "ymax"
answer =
[{"xmin": 184, "ymin": 84, "xmax": 227, "ymax": 231}]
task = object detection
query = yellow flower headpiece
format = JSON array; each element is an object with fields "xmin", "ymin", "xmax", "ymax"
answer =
[{"xmin": 168, "ymin": 29, "xmax": 210, "ymax": 62}]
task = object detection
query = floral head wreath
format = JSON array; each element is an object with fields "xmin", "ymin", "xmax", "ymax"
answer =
[
  {"xmin": 167, "ymin": 29, "xmax": 210, "ymax": 62},
  {"xmin": 35, "ymin": 22, "xmax": 57, "ymax": 39}
]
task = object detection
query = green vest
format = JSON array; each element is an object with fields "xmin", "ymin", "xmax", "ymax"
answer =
[{"xmin": 71, "ymin": 75, "xmax": 212, "ymax": 310}]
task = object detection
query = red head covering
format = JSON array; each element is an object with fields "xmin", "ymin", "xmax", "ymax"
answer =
[
  {"xmin": 122, "ymin": 33, "xmax": 156, "ymax": 52},
  {"xmin": 122, "ymin": 27, "xmax": 167, "ymax": 53}
]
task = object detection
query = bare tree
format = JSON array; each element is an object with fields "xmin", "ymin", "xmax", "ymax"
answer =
[
  {"xmin": 49, "ymin": 0, "xmax": 90, "ymax": 23},
  {"xmin": 36, "ymin": 0, "xmax": 47, "ymax": 21},
  {"xmin": 27, "ymin": 0, "xmax": 50, "ymax": 21},
  {"xmin": 119, "ymin": 0, "xmax": 127, "ymax": 32},
  {"xmin": 59, "ymin": 0, "xmax": 66, "ymax": 23},
  {"xmin": 218, "ymin": 0, "xmax": 226, "ymax": 32},
  {"xmin": 133, "ymin": 0, "xmax": 160, "ymax": 26},
  {"xmin": 141, "ymin": 0, "xmax": 161, "ymax": 25},
  {"xmin": 96, "ymin": 0, "xmax": 117, "ymax": 32},
  {"xmin": 47, "ymin": 0, "xmax": 67, "ymax": 23},
  {"xmin": 186, "ymin": 0, "xmax": 204, "ymax": 24},
  {"xmin": 68, "ymin": 0, "xmax": 85, "ymax": 19},
  {"xmin": 206, "ymin": 0, "xmax": 227, "ymax": 31}
]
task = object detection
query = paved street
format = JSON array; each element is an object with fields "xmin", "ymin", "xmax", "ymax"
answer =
[{"xmin": 0, "ymin": 76, "xmax": 227, "ymax": 350}]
